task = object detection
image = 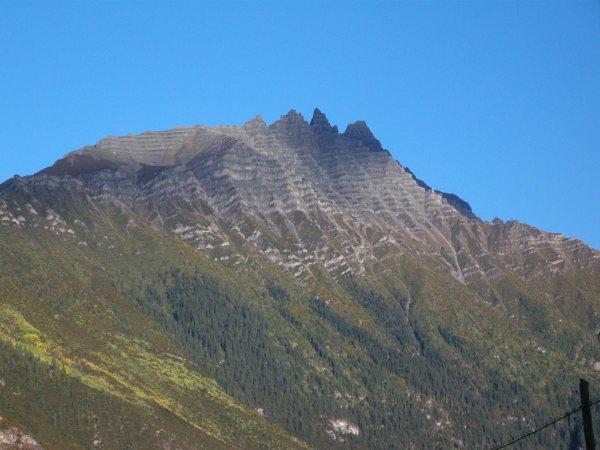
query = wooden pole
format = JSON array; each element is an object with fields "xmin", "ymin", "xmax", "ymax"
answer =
[{"xmin": 580, "ymin": 378, "xmax": 596, "ymax": 450}]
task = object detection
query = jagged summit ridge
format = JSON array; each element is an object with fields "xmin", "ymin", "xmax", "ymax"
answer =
[
  {"xmin": 44, "ymin": 108, "xmax": 384, "ymax": 173},
  {"xmin": 344, "ymin": 120, "xmax": 383, "ymax": 151},
  {"xmin": 310, "ymin": 108, "xmax": 338, "ymax": 134},
  {"xmin": 4, "ymin": 108, "xmax": 598, "ymax": 285}
]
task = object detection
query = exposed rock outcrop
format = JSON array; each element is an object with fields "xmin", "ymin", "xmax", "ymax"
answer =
[
  {"xmin": 2, "ymin": 109, "xmax": 597, "ymax": 285},
  {"xmin": 0, "ymin": 425, "xmax": 43, "ymax": 450}
]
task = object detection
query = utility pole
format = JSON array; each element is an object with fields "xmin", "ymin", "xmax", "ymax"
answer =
[{"xmin": 580, "ymin": 378, "xmax": 596, "ymax": 450}]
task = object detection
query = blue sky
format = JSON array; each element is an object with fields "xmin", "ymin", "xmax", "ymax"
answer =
[{"xmin": 1, "ymin": 1, "xmax": 599, "ymax": 249}]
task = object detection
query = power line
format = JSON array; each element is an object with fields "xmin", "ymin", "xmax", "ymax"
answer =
[{"xmin": 493, "ymin": 398, "xmax": 600, "ymax": 450}]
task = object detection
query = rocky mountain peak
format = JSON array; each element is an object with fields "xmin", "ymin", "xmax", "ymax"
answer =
[
  {"xmin": 343, "ymin": 120, "xmax": 383, "ymax": 151},
  {"xmin": 310, "ymin": 108, "xmax": 338, "ymax": 134},
  {"xmin": 269, "ymin": 109, "xmax": 309, "ymax": 129},
  {"xmin": 2, "ymin": 108, "xmax": 600, "ymax": 450},
  {"xmin": 4, "ymin": 108, "xmax": 597, "ymax": 287},
  {"xmin": 243, "ymin": 115, "xmax": 267, "ymax": 136},
  {"xmin": 243, "ymin": 114, "xmax": 266, "ymax": 128}
]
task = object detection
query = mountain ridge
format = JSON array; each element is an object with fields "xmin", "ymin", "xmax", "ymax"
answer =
[
  {"xmin": 1, "ymin": 108, "xmax": 599, "ymax": 448},
  {"xmin": 4, "ymin": 108, "xmax": 597, "ymax": 286}
]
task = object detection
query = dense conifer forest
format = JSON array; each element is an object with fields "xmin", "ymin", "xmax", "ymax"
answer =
[{"xmin": 135, "ymin": 268, "xmax": 590, "ymax": 449}]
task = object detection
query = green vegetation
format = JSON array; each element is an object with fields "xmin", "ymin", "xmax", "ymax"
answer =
[
  {"xmin": 0, "ymin": 339, "xmax": 230, "ymax": 450},
  {"xmin": 0, "ymin": 210, "xmax": 308, "ymax": 449},
  {"xmin": 0, "ymin": 199, "xmax": 599, "ymax": 449}
]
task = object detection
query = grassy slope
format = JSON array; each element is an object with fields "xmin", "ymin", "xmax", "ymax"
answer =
[
  {"xmin": 0, "ymin": 205, "xmax": 309, "ymax": 450},
  {"xmin": 1, "ymin": 198, "xmax": 600, "ymax": 448}
]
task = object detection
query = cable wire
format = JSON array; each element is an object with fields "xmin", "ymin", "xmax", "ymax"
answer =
[{"xmin": 493, "ymin": 398, "xmax": 600, "ymax": 449}]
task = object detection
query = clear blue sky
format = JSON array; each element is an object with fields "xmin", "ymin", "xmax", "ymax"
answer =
[{"xmin": 1, "ymin": 1, "xmax": 599, "ymax": 249}]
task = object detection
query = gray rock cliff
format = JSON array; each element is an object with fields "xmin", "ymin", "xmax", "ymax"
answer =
[{"xmin": 2, "ymin": 109, "xmax": 597, "ymax": 285}]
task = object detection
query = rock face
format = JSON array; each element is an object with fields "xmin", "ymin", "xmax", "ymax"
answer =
[
  {"xmin": 3, "ymin": 108, "xmax": 598, "ymax": 284},
  {"xmin": 327, "ymin": 419, "xmax": 359, "ymax": 441},
  {"xmin": 0, "ymin": 425, "xmax": 43, "ymax": 450}
]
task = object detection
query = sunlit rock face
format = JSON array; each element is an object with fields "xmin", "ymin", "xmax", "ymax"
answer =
[
  {"xmin": 0, "ymin": 423, "xmax": 44, "ymax": 450},
  {"xmin": 3, "ymin": 108, "xmax": 598, "ymax": 284}
]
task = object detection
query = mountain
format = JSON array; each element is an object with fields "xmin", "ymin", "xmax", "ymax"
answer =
[{"xmin": 1, "ymin": 108, "xmax": 599, "ymax": 449}]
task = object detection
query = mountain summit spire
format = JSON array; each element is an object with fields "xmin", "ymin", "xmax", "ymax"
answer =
[
  {"xmin": 310, "ymin": 108, "xmax": 338, "ymax": 134},
  {"xmin": 269, "ymin": 109, "xmax": 311, "ymax": 132},
  {"xmin": 343, "ymin": 120, "xmax": 382, "ymax": 151}
]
